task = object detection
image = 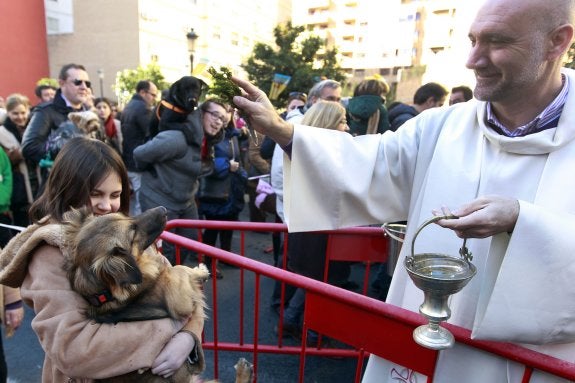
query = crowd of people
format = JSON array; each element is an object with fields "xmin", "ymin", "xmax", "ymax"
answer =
[
  {"xmin": 0, "ymin": 60, "xmax": 469, "ymax": 380},
  {"xmin": 1, "ymin": 0, "xmax": 571, "ymax": 381},
  {"xmin": 0, "ymin": 49, "xmax": 471, "ymax": 383}
]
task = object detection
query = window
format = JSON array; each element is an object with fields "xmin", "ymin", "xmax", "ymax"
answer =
[
  {"xmin": 46, "ymin": 17, "xmax": 59, "ymax": 33},
  {"xmin": 379, "ymin": 68, "xmax": 391, "ymax": 76}
]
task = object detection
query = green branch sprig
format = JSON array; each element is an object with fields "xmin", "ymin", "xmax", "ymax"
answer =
[{"xmin": 207, "ymin": 66, "xmax": 242, "ymax": 108}]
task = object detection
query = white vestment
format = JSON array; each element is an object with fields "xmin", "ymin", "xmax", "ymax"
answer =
[{"xmin": 282, "ymin": 68, "xmax": 575, "ymax": 382}]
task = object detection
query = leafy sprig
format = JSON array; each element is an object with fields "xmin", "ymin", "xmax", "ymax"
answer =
[{"xmin": 207, "ymin": 67, "xmax": 242, "ymax": 108}]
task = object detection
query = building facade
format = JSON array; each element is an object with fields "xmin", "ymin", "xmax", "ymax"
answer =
[
  {"xmin": 292, "ymin": 0, "xmax": 481, "ymax": 101},
  {"xmin": 44, "ymin": 0, "xmax": 291, "ymax": 103},
  {"xmin": 1, "ymin": 0, "xmax": 483, "ymax": 104},
  {"xmin": 0, "ymin": 0, "xmax": 50, "ymax": 102}
]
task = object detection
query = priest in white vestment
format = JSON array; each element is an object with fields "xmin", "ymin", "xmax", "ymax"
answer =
[{"xmin": 232, "ymin": 0, "xmax": 575, "ymax": 381}]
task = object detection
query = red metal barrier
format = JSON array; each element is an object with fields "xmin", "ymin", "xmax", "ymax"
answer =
[{"xmin": 161, "ymin": 219, "xmax": 575, "ymax": 382}]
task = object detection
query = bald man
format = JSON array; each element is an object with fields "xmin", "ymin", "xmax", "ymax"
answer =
[{"xmin": 232, "ymin": 0, "xmax": 575, "ymax": 381}]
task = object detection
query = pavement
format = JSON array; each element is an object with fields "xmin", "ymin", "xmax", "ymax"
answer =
[{"xmin": 3, "ymin": 207, "xmax": 379, "ymax": 382}]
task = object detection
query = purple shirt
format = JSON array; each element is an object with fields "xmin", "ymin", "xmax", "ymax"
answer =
[{"xmin": 486, "ymin": 74, "xmax": 568, "ymax": 137}]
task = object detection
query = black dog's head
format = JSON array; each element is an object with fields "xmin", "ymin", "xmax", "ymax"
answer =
[
  {"xmin": 167, "ymin": 75, "xmax": 207, "ymax": 113},
  {"xmin": 148, "ymin": 76, "xmax": 207, "ymax": 138}
]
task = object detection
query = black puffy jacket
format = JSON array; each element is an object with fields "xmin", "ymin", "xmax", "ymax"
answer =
[
  {"xmin": 22, "ymin": 90, "xmax": 77, "ymax": 164},
  {"xmin": 121, "ymin": 94, "xmax": 153, "ymax": 171}
]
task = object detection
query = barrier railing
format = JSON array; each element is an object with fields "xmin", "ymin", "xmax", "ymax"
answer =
[{"xmin": 161, "ymin": 219, "xmax": 575, "ymax": 382}]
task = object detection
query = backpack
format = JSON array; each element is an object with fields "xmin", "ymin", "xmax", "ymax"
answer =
[{"xmin": 39, "ymin": 121, "xmax": 85, "ymax": 168}]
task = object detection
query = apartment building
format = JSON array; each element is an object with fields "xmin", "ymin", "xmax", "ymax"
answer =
[
  {"xmin": 292, "ymin": 0, "xmax": 481, "ymax": 101},
  {"xmin": 44, "ymin": 0, "xmax": 291, "ymax": 101}
]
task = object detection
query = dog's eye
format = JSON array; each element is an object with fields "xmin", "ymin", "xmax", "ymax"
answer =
[{"xmin": 113, "ymin": 246, "xmax": 129, "ymax": 257}]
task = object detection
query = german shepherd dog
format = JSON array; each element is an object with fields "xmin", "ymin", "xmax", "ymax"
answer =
[{"xmin": 62, "ymin": 206, "xmax": 209, "ymax": 382}]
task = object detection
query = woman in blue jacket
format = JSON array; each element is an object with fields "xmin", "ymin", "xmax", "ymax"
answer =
[{"xmin": 197, "ymin": 111, "xmax": 247, "ymax": 279}]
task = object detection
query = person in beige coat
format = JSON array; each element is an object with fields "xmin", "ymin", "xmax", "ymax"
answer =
[{"xmin": 0, "ymin": 138, "xmax": 204, "ymax": 382}]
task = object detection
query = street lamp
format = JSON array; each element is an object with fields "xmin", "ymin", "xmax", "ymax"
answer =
[
  {"xmin": 186, "ymin": 28, "xmax": 199, "ymax": 74},
  {"xmin": 97, "ymin": 68, "xmax": 105, "ymax": 98}
]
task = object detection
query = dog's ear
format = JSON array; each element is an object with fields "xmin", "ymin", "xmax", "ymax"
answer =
[
  {"xmin": 62, "ymin": 207, "xmax": 94, "ymax": 244},
  {"xmin": 68, "ymin": 112, "xmax": 83, "ymax": 127},
  {"xmin": 63, "ymin": 206, "xmax": 93, "ymax": 224},
  {"xmin": 187, "ymin": 76, "xmax": 206, "ymax": 109},
  {"xmin": 132, "ymin": 206, "xmax": 167, "ymax": 251},
  {"xmin": 168, "ymin": 77, "xmax": 187, "ymax": 109}
]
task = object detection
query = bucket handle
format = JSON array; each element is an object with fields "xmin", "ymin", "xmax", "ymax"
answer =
[
  {"xmin": 381, "ymin": 222, "xmax": 406, "ymax": 243},
  {"xmin": 409, "ymin": 215, "xmax": 473, "ymax": 263}
]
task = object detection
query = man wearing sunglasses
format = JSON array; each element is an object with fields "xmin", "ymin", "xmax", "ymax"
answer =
[{"xmin": 22, "ymin": 63, "xmax": 91, "ymax": 170}]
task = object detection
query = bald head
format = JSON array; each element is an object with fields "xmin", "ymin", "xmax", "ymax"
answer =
[
  {"xmin": 551, "ymin": 0, "xmax": 575, "ymax": 24},
  {"xmin": 467, "ymin": 0, "xmax": 574, "ymax": 122},
  {"xmin": 478, "ymin": 0, "xmax": 574, "ymax": 31}
]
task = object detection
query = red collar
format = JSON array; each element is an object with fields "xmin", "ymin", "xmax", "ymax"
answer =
[
  {"xmin": 157, "ymin": 99, "xmax": 187, "ymax": 116},
  {"xmin": 156, "ymin": 99, "xmax": 187, "ymax": 120},
  {"xmin": 85, "ymin": 290, "xmax": 115, "ymax": 307}
]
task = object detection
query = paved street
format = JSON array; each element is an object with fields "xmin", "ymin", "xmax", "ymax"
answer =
[{"xmin": 4, "ymin": 209, "xmax": 376, "ymax": 382}]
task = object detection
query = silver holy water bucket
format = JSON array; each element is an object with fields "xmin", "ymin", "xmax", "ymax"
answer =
[{"xmin": 404, "ymin": 215, "xmax": 476, "ymax": 350}]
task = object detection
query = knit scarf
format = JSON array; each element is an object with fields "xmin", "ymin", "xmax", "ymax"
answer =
[
  {"xmin": 104, "ymin": 116, "xmax": 117, "ymax": 139},
  {"xmin": 2, "ymin": 117, "xmax": 24, "ymax": 143}
]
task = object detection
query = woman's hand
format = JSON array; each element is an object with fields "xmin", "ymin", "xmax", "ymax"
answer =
[
  {"xmin": 232, "ymin": 76, "xmax": 294, "ymax": 147},
  {"xmin": 229, "ymin": 159, "xmax": 239, "ymax": 173},
  {"xmin": 434, "ymin": 195, "xmax": 520, "ymax": 238},
  {"xmin": 150, "ymin": 331, "xmax": 195, "ymax": 378},
  {"xmin": 5, "ymin": 306, "xmax": 24, "ymax": 331}
]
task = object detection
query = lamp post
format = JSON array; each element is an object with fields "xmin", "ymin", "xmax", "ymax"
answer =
[
  {"xmin": 97, "ymin": 68, "xmax": 105, "ymax": 98},
  {"xmin": 186, "ymin": 28, "xmax": 199, "ymax": 74}
]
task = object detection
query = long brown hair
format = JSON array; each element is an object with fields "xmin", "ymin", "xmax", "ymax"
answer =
[{"xmin": 29, "ymin": 137, "xmax": 130, "ymax": 223}]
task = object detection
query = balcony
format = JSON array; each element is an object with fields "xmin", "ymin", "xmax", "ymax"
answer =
[
  {"xmin": 305, "ymin": 10, "xmax": 333, "ymax": 25},
  {"xmin": 306, "ymin": 0, "xmax": 332, "ymax": 9}
]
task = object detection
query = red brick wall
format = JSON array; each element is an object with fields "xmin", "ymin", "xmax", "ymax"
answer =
[{"xmin": 0, "ymin": 0, "xmax": 50, "ymax": 102}]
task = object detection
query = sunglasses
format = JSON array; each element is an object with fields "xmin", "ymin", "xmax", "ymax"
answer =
[{"xmin": 72, "ymin": 79, "xmax": 92, "ymax": 88}]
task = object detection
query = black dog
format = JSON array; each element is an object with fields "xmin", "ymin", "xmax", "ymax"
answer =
[{"xmin": 148, "ymin": 75, "xmax": 207, "ymax": 139}]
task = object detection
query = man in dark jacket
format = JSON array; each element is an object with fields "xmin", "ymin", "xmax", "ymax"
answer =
[
  {"xmin": 22, "ymin": 63, "xmax": 90, "ymax": 167},
  {"xmin": 121, "ymin": 80, "xmax": 158, "ymax": 215},
  {"xmin": 388, "ymin": 82, "xmax": 448, "ymax": 131}
]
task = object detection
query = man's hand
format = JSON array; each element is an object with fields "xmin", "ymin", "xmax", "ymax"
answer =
[
  {"xmin": 433, "ymin": 195, "xmax": 520, "ymax": 238},
  {"xmin": 231, "ymin": 77, "xmax": 294, "ymax": 147}
]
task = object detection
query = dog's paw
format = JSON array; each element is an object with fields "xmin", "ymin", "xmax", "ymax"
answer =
[{"xmin": 234, "ymin": 357, "xmax": 254, "ymax": 383}]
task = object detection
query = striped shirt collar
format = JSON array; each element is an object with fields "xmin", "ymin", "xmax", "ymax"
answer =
[{"xmin": 486, "ymin": 74, "xmax": 568, "ymax": 137}]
